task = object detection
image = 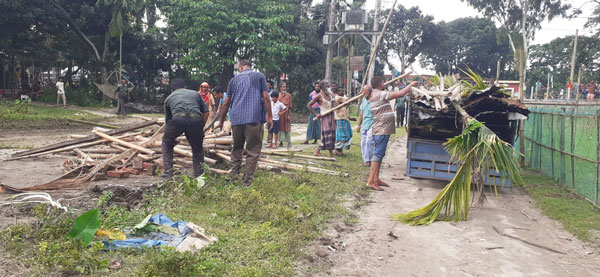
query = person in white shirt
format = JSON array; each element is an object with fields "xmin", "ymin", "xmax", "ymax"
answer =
[
  {"xmin": 55, "ymin": 78, "xmax": 66, "ymax": 107},
  {"xmin": 269, "ymin": 92, "xmax": 286, "ymax": 148}
]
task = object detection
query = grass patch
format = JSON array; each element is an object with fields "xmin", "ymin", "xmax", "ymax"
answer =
[
  {"xmin": 520, "ymin": 171, "xmax": 600, "ymax": 245},
  {"xmin": 0, "ymin": 102, "xmax": 102, "ymax": 129},
  {"xmin": 0, "ymin": 144, "xmax": 34, "ymax": 150},
  {"xmin": 0, "ymin": 120, "xmax": 382, "ymax": 276}
]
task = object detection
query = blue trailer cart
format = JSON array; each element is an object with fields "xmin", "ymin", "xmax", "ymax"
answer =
[
  {"xmin": 405, "ymin": 138, "xmax": 511, "ymax": 187},
  {"xmin": 403, "ymin": 90, "xmax": 522, "ymax": 188}
]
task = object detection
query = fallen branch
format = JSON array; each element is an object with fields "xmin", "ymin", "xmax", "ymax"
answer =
[{"xmin": 492, "ymin": 226, "xmax": 566, "ymax": 255}]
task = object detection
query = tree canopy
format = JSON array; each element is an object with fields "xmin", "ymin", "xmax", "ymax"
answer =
[{"xmin": 420, "ymin": 17, "xmax": 512, "ymax": 78}]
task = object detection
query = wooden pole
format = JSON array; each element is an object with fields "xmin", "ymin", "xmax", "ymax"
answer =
[
  {"xmin": 518, "ymin": 49, "xmax": 525, "ymax": 164},
  {"xmin": 361, "ymin": 0, "xmax": 398, "ymax": 90},
  {"xmin": 546, "ymin": 72, "xmax": 551, "ymax": 99},
  {"xmin": 93, "ymin": 131, "xmax": 155, "ymax": 155},
  {"xmin": 11, "ymin": 120, "xmax": 156, "ymax": 158},
  {"xmin": 3, "ymin": 131, "xmax": 144, "ymax": 161},
  {"xmin": 324, "ymin": 0, "xmax": 336, "ymax": 82},
  {"xmin": 569, "ymin": 29, "xmax": 578, "ymax": 99},
  {"xmin": 576, "ymin": 67, "xmax": 582, "ymax": 101},
  {"xmin": 496, "ymin": 57, "xmax": 501, "ymax": 83},
  {"xmin": 316, "ymin": 71, "xmax": 411, "ymax": 120},
  {"xmin": 367, "ymin": 0, "xmax": 382, "ymax": 83}
]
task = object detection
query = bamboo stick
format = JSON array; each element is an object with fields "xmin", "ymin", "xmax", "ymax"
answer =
[
  {"xmin": 93, "ymin": 131, "xmax": 155, "ymax": 155},
  {"xmin": 209, "ymin": 168, "xmax": 230, "ymax": 175},
  {"xmin": 70, "ymin": 134, "xmax": 87, "ymax": 139},
  {"xmin": 67, "ymin": 119, "xmax": 119, "ymax": 129},
  {"xmin": 83, "ymin": 148, "xmax": 120, "ymax": 154},
  {"xmin": 3, "ymin": 132, "xmax": 145, "ymax": 161},
  {"xmin": 316, "ymin": 71, "xmax": 412, "ymax": 120},
  {"xmin": 74, "ymin": 149, "xmax": 94, "ymax": 163},
  {"xmin": 108, "ymin": 144, "xmax": 153, "ymax": 161},
  {"xmin": 262, "ymin": 151, "xmax": 336, "ymax": 161}
]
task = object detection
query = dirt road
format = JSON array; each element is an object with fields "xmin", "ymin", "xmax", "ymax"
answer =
[{"xmin": 315, "ymin": 135, "xmax": 600, "ymax": 276}]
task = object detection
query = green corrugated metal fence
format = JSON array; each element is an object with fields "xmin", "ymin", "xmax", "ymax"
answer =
[{"xmin": 517, "ymin": 101, "xmax": 600, "ymax": 206}]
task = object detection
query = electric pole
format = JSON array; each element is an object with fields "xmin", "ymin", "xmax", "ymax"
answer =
[
  {"xmin": 367, "ymin": 0, "xmax": 382, "ymax": 83},
  {"xmin": 324, "ymin": 0, "xmax": 336, "ymax": 82}
]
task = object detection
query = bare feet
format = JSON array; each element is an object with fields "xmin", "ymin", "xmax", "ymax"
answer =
[
  {"xmin": 314, "ymin": 151, "xmax": 322, "ymax": 157},
  {"xmin": 377, "ymin": 180, "xmax": 389, "ymax": 187},
  {"xmin": 334, "ymin": 150, "xmax": 344, "ymax": 156},
  {"xmin": 362, "ymin": 162, "xmax": 371, "ymax": 167},
  {"xmin": 367, "ymin": 183, "xmax": 384, "ymax": 191},
  {"xmin": 267, "ymin": 144, "xmax": 273, "ymax": 148}
]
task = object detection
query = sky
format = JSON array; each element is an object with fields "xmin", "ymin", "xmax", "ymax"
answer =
[{"xmin": 315, "ymin": 0, "xmax": 596, "ymax": 73}]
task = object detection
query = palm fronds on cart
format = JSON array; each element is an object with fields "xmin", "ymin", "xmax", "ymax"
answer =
[{"xmin": 392, "ymin": 118, "xmax": 522, "ymax": 225}]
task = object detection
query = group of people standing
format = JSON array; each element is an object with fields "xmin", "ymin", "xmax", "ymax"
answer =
[
  {"xmin": 161, "ymin": 58, "xmax": 415, "ymax": 190},
  {"xmin": 304, "ymin": 77, "xmax": 414, "ymax": 191},
  {"xmin": 306, "ymin": 80, "xmax": 356, "ymax": 158},
  {"xmin": 162, "ymin": 59, "xmax": 271, "ymax": 187}
]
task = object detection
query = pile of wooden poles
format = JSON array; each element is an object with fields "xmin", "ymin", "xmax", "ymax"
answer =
[{"xmin": 3, "ymin": 117, "xmax": 346, "ymax": 192}]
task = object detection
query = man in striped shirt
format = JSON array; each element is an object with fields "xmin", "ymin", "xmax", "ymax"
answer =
[{"xmin": 366, "ymin": 76, "xmax": 418, "ymax": 191}]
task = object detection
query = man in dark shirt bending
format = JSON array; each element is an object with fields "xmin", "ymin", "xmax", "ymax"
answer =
[{"xmin": 162, "ymin": 78, "xmax": 209, "ymax": 178}]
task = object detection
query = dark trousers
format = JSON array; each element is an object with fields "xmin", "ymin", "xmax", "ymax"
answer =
[
  {"xmin": 162, "ymin": 117, "xmax": 205, "ymax": 177},
  {"xmin": 396, "ymin": 107, "xmax": 405, "ymax": 127},
  {"xmin": 117, "ymin": 95, "xmax": 127, "ymax": 115},
  {"xmin": 231, "ymin": 123, "xmax": 263, "ymax": 186}
]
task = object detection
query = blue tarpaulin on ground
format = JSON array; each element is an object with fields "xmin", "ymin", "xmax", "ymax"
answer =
[{"xmin": 102, "ymin": 213, "xmax": 209, "ymax": 250}]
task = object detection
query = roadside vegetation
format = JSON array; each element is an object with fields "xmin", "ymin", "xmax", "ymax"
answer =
[
  {"xmin": 520, "ymin": 171, "xmax": 600, "ymax": 246},
  {"xmin": 0, "ymin": 123, "xmax": 383, "ymax": 276}
]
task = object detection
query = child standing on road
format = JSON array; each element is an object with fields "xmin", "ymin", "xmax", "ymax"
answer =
[
  {"xmin": 334, "ymin": 87, "xmax": 356, "ymax": 155},
  {"xmin": 269, "ymin": 92, "xmax": 287, "ymax": 148}
]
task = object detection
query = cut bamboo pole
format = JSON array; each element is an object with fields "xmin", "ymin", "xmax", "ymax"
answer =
[
  {"xmin": 93, "ymin": 131, "xmax": 155, "ymax": 155},
  {"xmin": 67, "ymin": 119, "xmax": 118, "ymax": 129},
  {"xmin": 70, "ymin": 134, "xmax": 87, "ymax": 139},
  {"xmin": 3, "ymin": 132, "xmax": 145, "ymax": 161},
  {"xmin": 316, "ymin": 71, "xmax": 412, "ymax": 120},
  {"xmin": 262, "ymin": 151, "xmax": 336, "ymax": 161},
  {"xmin": 108, "ymin": 144, "xmax": 153, "ymax": 161},
  {"xmin": 212, "ymin": 150, "xmax": 345, "ymax": 176},
  {"xmin": 74, "ymin": 149, "xmax": 94, "ymax": 163},
  {"xmin": 209, "ymin": 168, "xmax": 229, "ymax": 175},
  {"xmin": 83, "ymin": 148, "xmax": 120, "ymax": 154}
]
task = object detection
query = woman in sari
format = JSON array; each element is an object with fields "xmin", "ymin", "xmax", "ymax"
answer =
[
  {"xmin": 307, "ymin": 80, "xmax": 336, "ymax": 158},
  {"xmin": 277, "ymin": 82, "xmax": 293, "ymax": 148},
  {"xmin": 303, "ymin": 83, "xmax": 321, "ymax": 144}
]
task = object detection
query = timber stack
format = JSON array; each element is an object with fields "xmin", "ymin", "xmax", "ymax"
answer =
[{"xmin": 1, "ymin": 117, "xmax": 344, "ymax": 193}]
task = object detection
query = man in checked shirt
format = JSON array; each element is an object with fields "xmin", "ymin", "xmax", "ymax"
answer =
[{"xmin": 216, "ymin": 59, "xmax": 273, "ymax": 187}]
